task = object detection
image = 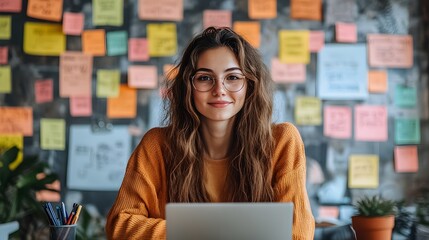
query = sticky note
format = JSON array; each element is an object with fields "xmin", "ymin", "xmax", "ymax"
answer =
[
  {"xmin": 368, "ymin": 70, "xmax": 388, "ymax": 93},
  {"xmin": 0, "ymin": 0, "xmax": 22, "ymax": 12},
  {"xmin": 348, "ymin": 155, "xmax": 379, "ymax": 188},
  {"xmin": 291, "ymin": 0, "xmax": 322, "ymax": 21},
  {"xmin": 0, "ymin": 107, "xmax": 33, "ymax": 136},
  {"xmin": 138, "ymin": 0, "xmax": 183, "ymax": 21},
  {"xmin": 128, "ymin": 38, "xmax": 149, "ymax": 62},
  {"xmin": 59, "ymin": 51, "xmax": 93, "ymax": 97},
  {"xmin": 40, "ymin": 118, "xmax": 65, "ymax": 150},
  {"xmin": 325, "ymin": 0, "xmax": 358, "ymax": 25},
  {"xmin": 395, "ymin": 85, "xmax": 417, "ymax": 108},
  {"xmin": 279, "ymin": 30, "xmax": 310, "ymax": 64},
  {"xmin": 203, "ymin": 10, "xmax": 232, "ymax": 29},
  {"xmin": 0, "ymin": 135, "xmax": 23, "ymax": 170},
  {"xmin": 0, "ymin": 65, "xmax": 11, "ymax": 93},
  {"xmin": 107, "ymin": 31, "xmax": 128, "ymax": 56},
  {"xmin": 34, "ymin": 79, "xmax": 53, "ymax": 103},
  {"xmin": 335, "ymin": 22, "xmax": 357, "ymax": 43},
  {"xmin": 96, "ymin": 69, "xmax": 120, "ymax": 97},
  {"xmin": 93, "ymin": 0, "xmax": 123, "ymax": 26},
  {"xmin": 323, "ymin": 105, "xmax": 352, "ymax": 139},
  {"xmin": 147, "ymin": 23, "xmax": 177, "ymax": 57},
  {"xmin": 27, "ymin": 0, "xmax": 63, "ymax": 22},
  {"xmin": 107, "ymin": 85, "xmax": 137, "ymax": 119},
  {"xmin": 309, "ymin": 31, "xmax": 324, "ymax": 52},
  {"xmin": 248, "ymin": 0, "xmax": 276, "ymax": 19},
  {"xmin": 0, "ymin": 46, "xmax": 8, "ymax": 64},
  {"xmin": 395, "ymin": 118, "xmax": 420, "ymax": 145},
  {"xmin": 367, "ymin": 34, "xmax": 413, "ymax": 68},
  {"xmin": 233, "ymin": 21, "xmax": 261, "ymax": 48},
  {"xmin": 318, "ymin": 206, "xmax": 340, "ymax": 219},
  {"xmin": 295, "ymin": 96, "xmax": 321, "ymax": 125},
  {"xmin": 394, "ymin": 146, "xmax": 418, "ymax": 173},
  {"xmin": 354, "ymin": 105, "xmax": 388, "ymax": 142},
  {"xmin": 82, "ymin": 29, "xmax": 106, "ymax": 56},
  {"xmin": 128, "ymin": 65, "xmax": 158, "ymax": 89},
  {"xmin": 70, "ymin": 96, "xmax": 92, "ymax": 117},
  {"xmin": 62, "ymin": 12, "xmax": 84, "ymax": 36},
  {"xmin": 23, "ymin": 22, "xmax": 65, "ymax": 56},
  {"xmin": 0, "ymin": 15, "xmax": 11, "ymax": 40},
  {"xmin": 271, "ymin": 58, "xmax": 306, "ymax": 83}
]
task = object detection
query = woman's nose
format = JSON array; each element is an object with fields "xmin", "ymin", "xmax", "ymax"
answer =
[{"xmin": 211, "ymin": 79, "xmax": 226, "ymax": 96}]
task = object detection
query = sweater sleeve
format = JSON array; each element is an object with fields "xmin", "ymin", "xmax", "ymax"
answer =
[
  {"xmin": 105, "ymin": 128, "xmax": 167, "ymax": 240},
  {"xmin": 272, "ymin": 123, "xmax": 315, "ymax": 240}
]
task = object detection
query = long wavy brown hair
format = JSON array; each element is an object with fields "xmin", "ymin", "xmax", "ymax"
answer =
[{"xmin": 164, "ymin": 27, "xmax": 274, "ymax": 202}]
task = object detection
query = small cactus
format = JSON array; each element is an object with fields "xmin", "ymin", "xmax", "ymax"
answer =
[{"xmin": 354, "ymin": 195, "xmax": 397, "ymax": 217}]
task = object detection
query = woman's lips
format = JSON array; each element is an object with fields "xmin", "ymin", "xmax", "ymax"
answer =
[{"xmin": 208, "ymin": 101, "xmax": 231, "ymax": 108}]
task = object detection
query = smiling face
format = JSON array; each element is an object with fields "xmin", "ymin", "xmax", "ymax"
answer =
[{"xmin": 192, "ymin": 47, "xmax": 247, "ymax": 124}]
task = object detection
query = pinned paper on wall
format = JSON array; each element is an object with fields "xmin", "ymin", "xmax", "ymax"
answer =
[
  {"xmin": 0, "ymin": 15, "xmax": 11, "ymax": 40},
  {"xmin": 348, "ymin": 155, "xmax": 379, "ymax": 188},
  {"xmin": 325, "ymin": 0, "xmax": 358, "ymax": 25},
  {"xmin": 318, "ymin": 206, "xmax": 340, "ymax": 219},
  {"xmin": 23, "ymin": 22, "xmax": 65, "ymax": 56},
  {"xmin": 0, "ymin": 135, "xmax": 23, "ymax": 170},
  {"xmin": 233, "ymin": 21, "xmax": 261, "ymax": 48},
  {"xmin": 0, "ymin": 46, "xmax": 7, "ymax": 64},
  {"xmin": 291, "ymin": 0, "xmax": 322, "ymax": 21},
  {"xmin": 0, "ymin": 0, "xmax": 22, "ymax": 12},
  {"xmin": 63, "ymin": 12, "xmax": 84, "ymax": 36},
  {"xmin": 0, "ymin": 107, "xmax": 33, "ymax": 136},
  {"xmin": 279, "ymin": 30, "xmax": 310, "ymax": 64},
  {"xmin": 248, "ymin": 0, "xmax": 276, "ymax": 19},
  {"xmin": 93, "ymin": 0, "xmax": 123, "ymax": 26},
  {"xmin": 70, "ymin": 96, "xmax": 92, "ymax": 117},
  {"xmin": 335, "ymin": 22, "xmax": 357, "ymax": 43},
  {"xmin": 395, "ymin": 118, "xmax": 420, "ymax": 145},
  {"xmin": 107, "ymin": 31, "xmax": 128, "ymax": 56},
  {"xmin": 203, "ymin": 10, "xmax": 232, "ymax": 29},
  {"xmin": 368, "ymin": 70, "xmax": 388, "ymax": 93},
  {"xmin": 40, "ymin": 118, "xmax": 65, "ymax": 150},
  {"xmin": 0, "ymin": 65, "xmax": 11, "ymax": 93},
  {"xmin": 367, "ymin": 34, "xmax": 413, "ymax": 68},
  {"xmin": 34, "ymin": 79, "xmax": 53, "ymax": 103},
  {"xmin": 107, "ymin": 85, "xmax": 137, "ymax": 119},
  {"xmin": 354, "ymin": 105, "xmax": 388, "ymax": 142},
  {"xmin": 82, "ymin": 29, "xmax": 106, "ymax": 56},
  {"xmin": 128, "ymin": 38, "xmax": 149, "ymax": 62},
  {"xmin": 394, "ymin": 146, "xmax": 418, "ymax": 173},
  {"xmin": 147, "ymin": 23, "xmax": 177, "ymax": 57},
  {"xmin": 96, "ymin": 69, "xmax": 120, "ymax": 97},
  {"xmin": 395, "ymin": 85, "xmax": 417, "ymax": 108},
  {"xmin": 309, "ymin": 31, "xmax": 324, "ymax": 52},
  {"xmin": 295, "ymin": 96, "xmax": 321, "ymax": 125},
  {"xmin": 323, "ymin": 105, "xmax": 352, "ymax": 139},
  {"xmin": 128, "ymin": 65, "xmax": 158, "ymax": 89},
  {"xmin": 27, "ymin": 0, "xmax": 63, "ymax": 22},
  {"xmin": 60, "ymin": 51, "xmax": 93, "ymax": 97},
  {"xmin": 138, "ymin": 0, "xmax": 183, "ymax": 21},
  {"xmin": 271, "ymin": 58, "xmax": 306, "ymax": 83}
]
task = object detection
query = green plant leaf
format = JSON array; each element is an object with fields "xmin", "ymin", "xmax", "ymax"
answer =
[{"xmin": 0, "ymin": 146, "xmax": 19, "ymax": 188}]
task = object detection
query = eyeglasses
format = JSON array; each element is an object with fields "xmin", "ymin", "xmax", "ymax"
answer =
[{"xmin": 191, "ymin": 72, "xmax": 246, "ymax": 92}]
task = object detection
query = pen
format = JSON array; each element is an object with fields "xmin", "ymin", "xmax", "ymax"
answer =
[
  {"xmin": 61, "ymin": 202, "xmax": 68, "ymax": 224},
  {"xmin": 72, "ymin": 205, "xmax": 83, "ymax": 224}
]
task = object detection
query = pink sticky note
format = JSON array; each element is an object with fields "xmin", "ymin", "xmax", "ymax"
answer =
[
  {"xmin": 0, "ymin": 46, "xmax": 7, "ymax": 64},
  {"xmin": 128, "ymin": 65, "xmax": 158, "ymax": 89},
  {"xmin": 128, "ymin": 38, "xmax": 149, "ymax": 62},
  {"xmin": 309, "ymin": 31, "xmax": 324, "ymax": 52},
  {"xmin": 335, "ymin": 22, "xmax": 357, "ymax": 43},
  {"xmin": 34, "ymin": 79, "xmax": 53, "ymax": 103},
  {"xmin": 63, "ymin": 12, "xmax": 84, "ymax": 36},
  {"xmin": 70, "ymin": 96, "xmax": 92, "ymax": 117},
  {"xmin": 354, "ymin": 105, "xmax": 388, "ymax": 142},
  {"xmin": 324, "ymin": 106, "xmax": 352, "ymax": 139},
  {"xmin": 319, "ymin": 206, "xmax": 340, "ymax": 219},
  {"xmin": 271, "ymin": 58, "xmax": 306, "ymax": 83},
  {"xmin": 60, "ymin": 51, "xmax": 93, "ymax": 97},
  {"xmin": 138, "ymin": 0, "xmax": 183, "ymax": 21},
  {"xmin": 203, "ymin": 10, "xmax": 232, "ymax": 29},
  {"xmin": 367, "ymin": 34, "xmax": 413, "ymax": 68},
  {"xmin": 394, "ymin": 146, "xmax": 418, "ymax": 173},
  {"xmin": 0, "ymin": 0, "xmax": 22, "ymax": 12}
]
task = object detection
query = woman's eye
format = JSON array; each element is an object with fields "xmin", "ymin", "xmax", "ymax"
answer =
[
  {"xmin": 226, "ymin": 75, "xmax": 243, "ymax": 81},
  {"xmin": 197, "ymin": 75, "xmax": 213, "ymax": 81}
]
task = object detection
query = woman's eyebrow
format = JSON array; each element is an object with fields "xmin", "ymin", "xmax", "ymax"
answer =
[{"xmin": 194, "ymin": 67, "xmax": 242, "ymax": 73}]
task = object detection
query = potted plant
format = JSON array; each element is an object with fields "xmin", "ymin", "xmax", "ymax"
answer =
[{"xmin": 351, "ymin": 195, "xmax": 397, "ymax": 240}]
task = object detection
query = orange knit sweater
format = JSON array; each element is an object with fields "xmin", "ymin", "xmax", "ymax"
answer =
[{"xmin": 105, "ymin": 122, "xmax": 315, "ymax": 239}]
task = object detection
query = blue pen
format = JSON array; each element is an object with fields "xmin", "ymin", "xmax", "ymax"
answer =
[
  {"xmin": 47, "ymin": 202, "xmax": 60, "ymax": 226},
  {"xmin": 61, "ymin": 202, "xmax": 68, "ymax": 224}
]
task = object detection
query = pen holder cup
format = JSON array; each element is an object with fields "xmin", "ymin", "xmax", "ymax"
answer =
[{"xmin": 49, "ymin": 225, "xmax": 77, "ymax": 240}]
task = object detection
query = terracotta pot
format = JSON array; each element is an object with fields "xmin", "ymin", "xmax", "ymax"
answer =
[{"xmin": 351, "ymin": 215, "xmax": 395, "ymax": 240}]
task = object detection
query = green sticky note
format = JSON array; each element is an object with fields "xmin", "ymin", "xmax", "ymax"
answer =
[
  {"xmin": 0, "ymin": 66, "xmax": 11, "ymax": 93},
  {"xmin": 96, "ymin": 69, "xmax": 120, "ymax": 97},
  {"xmin": 0, "ymin": 15, "xmax": 11, "ymax": 40},
  {"xmin": 395, "ymin": 118, "xmax": 420, "ymax": 145},
  {"xmin": 395, "ymin": 85, "xmax": 417, "ymax": 108},
  {"xmin": 40, "ymin": 118, "xmax": 66, "ymax": 150},
  {"xmin": 93, "ymin": 0, "xmax": 123, "ymax": 26},
  {"xmin": 107, "ymin": 31, "xmax": 128, "ymax": 56}
]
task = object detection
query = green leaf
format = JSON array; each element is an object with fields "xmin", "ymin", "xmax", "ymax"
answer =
[{"xmin": 0, "ymin": 146, "xmax": 19, "ymax": 187}]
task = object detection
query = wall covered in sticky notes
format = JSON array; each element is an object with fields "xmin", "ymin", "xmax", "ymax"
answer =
[{"xmin": 0, "ymin": 0, "xmax": 429, "ymax": 235}]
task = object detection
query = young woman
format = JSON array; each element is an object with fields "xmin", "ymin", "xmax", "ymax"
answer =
[{"xmin": 106, "ymin": 27, "xmax": 314, "ymax": 239}]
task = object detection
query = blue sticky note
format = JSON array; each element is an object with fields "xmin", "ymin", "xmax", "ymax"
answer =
[
  {"xmin": 395, "ymin": 118, "xmax": 420, "ymax": 144},
  {"xmin": 395, "ymin": 85, "xmax": 417, "ymax": 108},
  {"xmin": 106, "ymin": 31, "xmax": 128, "ymax": 56}
]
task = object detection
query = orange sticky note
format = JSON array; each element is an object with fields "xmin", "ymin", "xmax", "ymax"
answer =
[
  {"xmin": 0, "ymin": 0, "xmax": 22, "ymax": 12},
  {"xmin": 323, "ymin": 105, "xmax": 352, "ymax": 139},
  {"xmin": 70, "ymin": 96, "xmax": 92, "ymax": 117},
  {"xmin": 128, "ymin": 65, "xmax": 158, "ymax": 89},
  {"xmin": 82, "ymin": 29, "xmax": 106, "ymax": 56},
  {"xmin": 63, "ymin": 12, "xmax": 84, "ymax": 36},
  {"xmin": 291, "ymin": 0, "xmax": 322, "ymax": 21},
  {"xmin": 354, "ymin": 105, "xmax": 388, "ymax": 142},
  {"xmin": 0, "ymin": 46, "xmax": 8, "ymax": 64},
  {"xmin": 248, "ymin": 0, "xmax": 276, "ymax": 19},
  {"xmin": 138, "ymin": 0, "xmax": 183, "ymax": 21},
  {"xmin": 309, "ymin": 31, "xmax": 324, "ymax": 52},
  {"xmin": 128, "ymin": 38, "xmax": 149, "ymax": 62},
  {"xmin": 203, "ymin": 10, "xmax": 232, "ymax": 29},
  {"xmin": 335, "ymin": 22, "xmax": 357, "ymax": 43},
  {"xmin": 233, "ymin": 21, "xmax": 260, "ymax": 48},
  {"xmin": 271, "ymin": 58, "xmax": 306, "ymax": 83},
  {"xmin": 367, "ymin": 34, "xmax": 413, "ymax": 68},
  {"xmin": 107, "ymin": 85, "xmax": 137, "ymax": 119},
  {"xmin": 318, "ymin": 206, "xmax": 340, "ymax": 219},
  {"xmin": 0, "ymin": 107, "xmax": 33, "ymax": 136},
  {"xmin": 368, "ymin": 70, "xmax": 388, "ymax": 93},
  {"xmin": 27, "ymin": 0, "xmax": 63, "ymax": 22},
  {"xmin": 34, "ymin": 79, "xmax": 53, "ymax": 103},
  {"xmin": 394, "ymin": 146, "xmax": 418, "ymax": 173},
  {"xmin": 59, "ymin": 52, "xmax": 93, "ymax": 97}
]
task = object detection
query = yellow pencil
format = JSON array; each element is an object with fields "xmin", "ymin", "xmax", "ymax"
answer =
[{"xmin": 71, "ymin": 205, "xmax": 82, "ymax": 224}]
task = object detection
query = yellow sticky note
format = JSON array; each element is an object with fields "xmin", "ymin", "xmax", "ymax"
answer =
[
  {"xmin": 0, "ymin": 135, "xmax": 23, "ymax": 170},
  {"xmin": 279, "ymin": 30, "xmax": 310, "ymax": 64},
  {"xmin": 348, "ymin": 155, "xmax": 379, "ymax": 188},
  {"xmin": 0, "ymin": 65, "xmax": 11, "ymax": 93},
  {"xmin": 40, "ymin": 118, "xmax": 65, "ymax": 150},
  {"xmin": 295, "ymin": 96, "xmax": 321, "ymax": 125},
  {"xmin": 97, "ymin": 69, "xmax": 120, "ymax": 97},
  {"xmin": 0, "ymin": 15, "xmax": 11, "ymax": 40},
  {"xmin": 24, "ymin": 22, "xmax": 65, "ymax": 56},
  {"xmin": 93, "ymin": 0, "xmax": 123, "ymax": 26},
  {"xmin": 147, "ymin": 23, "xmax": 177, "ymax": 57},
  {"xmin": 233, "ymin": 21, "xmax": 261, "ymax": 48}
]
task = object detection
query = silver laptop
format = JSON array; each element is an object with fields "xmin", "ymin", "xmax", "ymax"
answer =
[{"xmin": 166, "ymin": 202, "xmax": 293, "ymax": 240}]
